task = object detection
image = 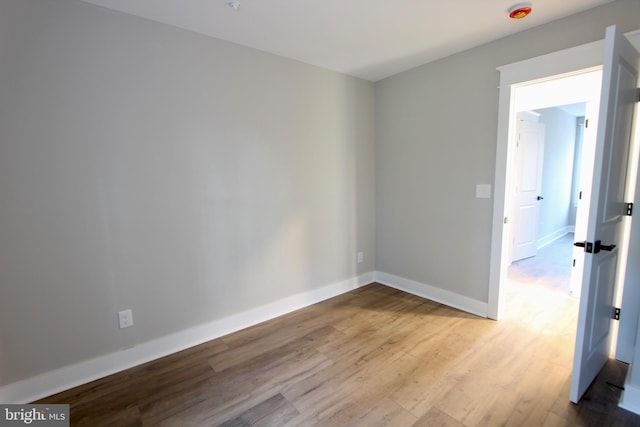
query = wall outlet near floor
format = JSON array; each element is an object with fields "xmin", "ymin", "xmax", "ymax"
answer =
[
  {"xmin": 118, "ymin": 309, "xmax": 134, "ymax": 329},
  {"xmin": 357, "ymin": 251, "xmax": 364, "ymax": 263}
]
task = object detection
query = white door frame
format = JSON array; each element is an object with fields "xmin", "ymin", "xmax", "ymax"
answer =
[
  {"xmin": 489, "ymin": 39, "xmax": 607, "ymax": 320},
  {"xmin": 489, "ymin": 30, "xmax": 640, "ymax": 321}
]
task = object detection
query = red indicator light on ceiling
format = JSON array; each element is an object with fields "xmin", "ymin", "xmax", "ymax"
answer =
[{"xmin": 509, "ymin": 6, "xmax": 532, "ymax": 19}]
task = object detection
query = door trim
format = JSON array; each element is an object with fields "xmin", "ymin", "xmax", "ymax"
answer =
[{"xmin": 489, "ymin": 41, "xmax": 604, "ymax": 320}]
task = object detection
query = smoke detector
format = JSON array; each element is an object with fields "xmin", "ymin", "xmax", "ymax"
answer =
[{"xmin": 509, "ymin": 3, "xmax": 532, "ymax": 19}]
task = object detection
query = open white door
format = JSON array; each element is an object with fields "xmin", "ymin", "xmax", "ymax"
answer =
[
  {"xmin": 512, "ymin": 121, "xmax": 545, "ymax": 261},
  {"xmin": 570, "ymin": 26, "xmax": 640, "ymax": 403}
]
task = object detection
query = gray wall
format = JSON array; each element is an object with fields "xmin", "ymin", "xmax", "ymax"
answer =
[
  {"xmin": 375, "ymin": 0, "xmax": 640, "ymax": 303},
  {"xmin": 536, "ymin": 107, "xmax": 578, "ymax": 244},
  {"xmin": 0, "ymin": 0, "xmax": 375, "ymax": 386}
]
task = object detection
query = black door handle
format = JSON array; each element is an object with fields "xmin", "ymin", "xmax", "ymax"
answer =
[
  {"xmin": 537, "ymin": 196, "xmax": 544, "ymax": 200},
  {"xmin": 575, "ymin": 240, "xmax": 616, "ymax": 253},
  {"xmin": 595, "ymin": 240, "xmax": 616, "ymax": 253},
  {"xmin": 574, "ymin": 241, "xmax": 594, "ymax": 253}
]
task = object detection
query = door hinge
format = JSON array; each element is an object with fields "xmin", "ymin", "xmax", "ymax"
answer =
[
  {"xmin": 579, "ymin": 191, "xmax": 582, "ymax": 200},
  {"xmin": 636, "ymin": 88, "xmax": 640, "ymax": 103},
  {"xmin": 614, "ymin": 307, "xmax": 621, "ymax": 321},
  {"xmin": 625, "ymin": 202, "xmax": 633, "ymax": 216},
  {"xmin": 585, "ymin": 118, "xmax": 589, "ymax": 128}
]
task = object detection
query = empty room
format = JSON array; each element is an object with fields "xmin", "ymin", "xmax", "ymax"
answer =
[{"xmin": 2, "ymin": 0, "xmax": 640, "ymax": 425}]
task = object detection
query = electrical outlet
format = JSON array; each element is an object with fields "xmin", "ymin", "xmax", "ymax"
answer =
[
  {"xmin": 118, "ymin": 309, "xmax": 134, "ymax": 329},
  {"xmin": 357, "ymin": 252, "xmax": 364, "ymax": 263}
]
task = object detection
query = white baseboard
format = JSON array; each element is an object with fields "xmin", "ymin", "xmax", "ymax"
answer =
[
  {"xmin": 0, "ymin": 272, "xmax": 375, "ymax": 404},
  {"xmin": 374, "ymin": 271, "xmax": 488, "ymax": 318},
  {"xmin": 537, "ymin": 227, "xmax": 572, "ymax": 250},
  {"xmin": 620, "ymin": 364, "xmax": 640, "ymax": 415}
]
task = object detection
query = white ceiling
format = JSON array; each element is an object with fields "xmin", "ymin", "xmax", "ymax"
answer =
[{"xmin": 80, "ymin": 0, "xmax": 616, "ymax": 82}]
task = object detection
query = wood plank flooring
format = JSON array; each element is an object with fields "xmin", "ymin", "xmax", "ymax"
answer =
[{"xmin": 37, "ymin": 275, "xmax": 640, "ymax": 426}]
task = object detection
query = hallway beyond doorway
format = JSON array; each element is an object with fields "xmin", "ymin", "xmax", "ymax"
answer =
[{"xmin": 508, "ymin": 233, "xmax": 575, "ymax": 294}]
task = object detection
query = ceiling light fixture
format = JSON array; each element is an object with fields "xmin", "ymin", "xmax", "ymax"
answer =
[
  {"xmin": 226, "ymin": 0, "xmax": 240, "ymax": 10},
  {"xmin": 508, "ymin": 3, "xmax": 532, "ymax": 19}
]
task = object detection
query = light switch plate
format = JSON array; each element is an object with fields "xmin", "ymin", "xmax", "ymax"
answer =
[
  {"xmin": 476, "ymin": 184, "xmax": 491, "ymax": 199},
  {"xmin": 118, "ymin": 309, "xmax": 134, "ymax": 329}
]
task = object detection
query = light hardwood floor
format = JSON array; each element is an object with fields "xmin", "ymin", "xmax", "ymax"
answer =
[{"xmin": 37, "ymin": 240, "xmax": 640, "ymax": 426}]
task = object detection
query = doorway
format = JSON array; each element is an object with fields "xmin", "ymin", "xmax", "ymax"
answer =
[
  {"xmin": 489, "ymin": 29, "xmax": 640, "ymax": 321},
  {"xmin": 490, "ymin": 68, "xmax": 603, "ymax": 322},
  {"xmin": 504, "ymin": 74, "xmax": 601, "ymax": 353},
  {"xmin": 487, "ymin": 34, "xmax": 608, "ymax": 322}
]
